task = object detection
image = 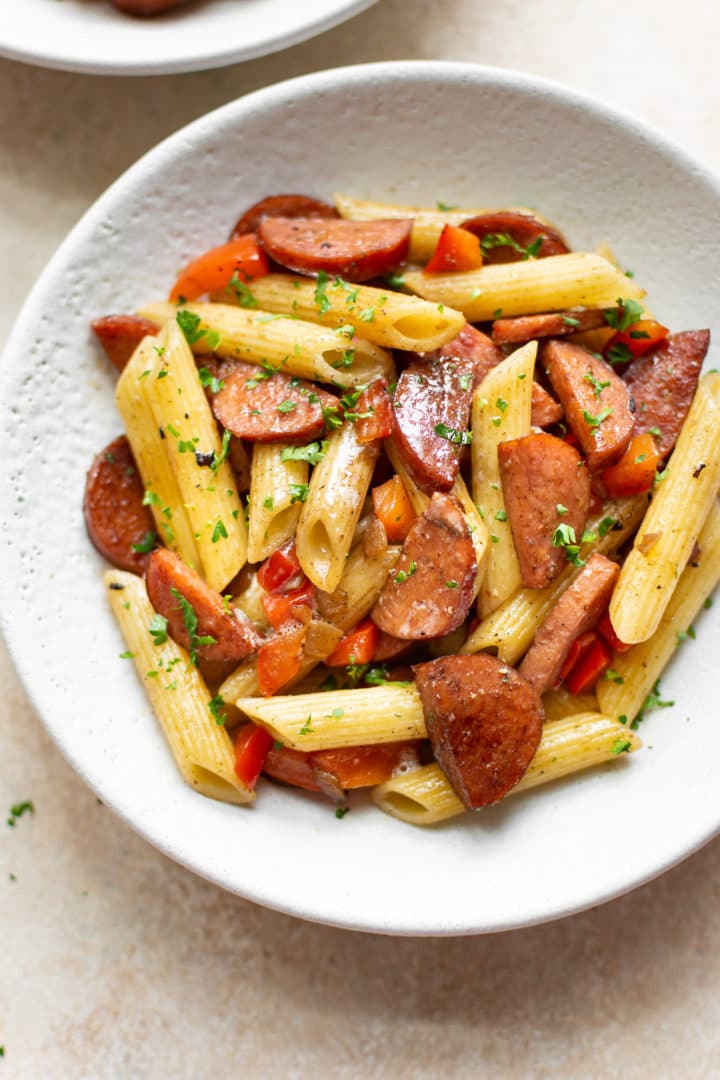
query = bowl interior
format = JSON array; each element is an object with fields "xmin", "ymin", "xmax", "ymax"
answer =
[{"xmin": 2, "ymin": 62, "xmax": 718, "ymax": 934}]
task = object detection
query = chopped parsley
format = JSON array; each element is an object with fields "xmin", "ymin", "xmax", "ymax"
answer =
[
  {"xmin": 598, "ymin": 516, "xmax": 618, "ymax": 537},
  {"xmin": 604, "ymin": 298, "xmax": 644, "ymax": 332},
  {"xmin": 198, "ymin": 367, "xmax": 224, "ymax": 393},
  {"xmin": 583, "ymin": 371, "xmax": 611, "ymax": 398},
  {"xmin": 169, "ymin": 588, "xmax": 217, "ymax": 666},
  {"xmin": 281, "ymin": 441, "xmax": 328, "ymax": 466},
  {"xmin": 289, "ymin": 483, "xmax": 310, "ymax": 504},
  {"xmin": 263, "ymin": 496, "xmax": 274, "ymax": 511},
  {"xmin": 446, "ymin": 579, "xmax": 458, "ymax": 589},
  {"xmin": 228, "ymin": 271, "xmax": 258, "ymax": 308},
  {"xmin": 551, "ymin": 523, "xmax": 585, "ymax": 567},
  {"xmin": 148, "ymin": 613, "xmax": 168, "ymax": 645},
  {"xmin": 211, "ymin": 430, "xmax": 232, "ymax": 476},
  {"xmin": 299, "ymin": 717, "xmax": 314, "ymax": 736},
  {"xmin": 562, "ymin": 315, "xmax": 580, "ymax": 327},
  {"xmin": 176, "ymin": 309, "xmax": 208, "ymax": 346},
  {"xmin": 335, "ymin": 806, "xmax": 350, "ymax": 819},
  {"xmin": 386, "ymin": 272, "xmax": 406, "ymax": 290},
  {"xmin": 605, "ymin": 668, "xmax": 624, "ymax": 685},
  {"xmin": 611, "ymin": 739, "xmax": 632, "ymax": 755},
  {"xmin": 458, "ymin": 373, "xmax": 473, "ymax": 391},
  {"xmin": 495, "ymin": 509, "xmax": 508, "ymax": 522},
  {"xmin": 606, "ymin": 342, "xmax": 634, "ymax": 366},
  {"xmin": 480, "ymin": 233, "xmax": 543, "ymax": 260},
  {"xmin": 277, "ymin": 399, "xmax": 298, "ymax": 414},
  {"xmin": 6, "ymin": 801, "xmax": 34, "ymax": 827},
  {"xmin": 556, "ymin": 504, "xmax": 568, "ymax": 516},
  {"xmin": 582, "ymin": 406, "xmax": 613, "ymax": 429},
  {"xmin": 314, "ymin": 270, "xmax": 331, "ymax": 314},
  {"xmin": 677, "ymin": 625, "xmax": 697, "ymax": 643},
  {"xmin": 434, "ymin": 422, "xmax": 472, "ymax": 446},
  {"xmin": 212, "ymin": 519, "xmax": 228, "ymax": 543},
  {"xmin": 131, "ymin": 530, "xmax": 157, "ymax": 554},
  {"xmin": 436, "ymin": 200, "xmax": 458, "ymax": 211},
  {"xmin": 630, "ymin": 679, "xmax": 675, "ymax": 730},
  {"xmin": 208, "ymin": 695, "xmax": 226, "ymax": 726}
]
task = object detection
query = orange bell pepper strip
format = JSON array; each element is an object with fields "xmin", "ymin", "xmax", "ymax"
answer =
[
  {"xmin": 605, "ymin": 319, "xmax": 669, "ymax": 361},
  {"xmin": 554, "ymin": 630, "xmax": 597, "ymax": 689},
  {"xmin": 169, "ymin": 234, "xmax": 268, "ymax": 303},
  {"xmin": 565, "ymin": 635, "xmax": 613, "ymax": 694},
  {"xmin": 372, "ymin": 474, "xmax": 416, "ymax": 542},
  {"xmin": 312, "ymin": 742, "xmax": 419, "ymax": 789},
  {"xmin": 261, "ymin": 578, "xmax": 316, "ymax": 631},
  {"xmin": 257, "ymin": 539, "xmax": 302, "ymax": 593},
  {"xmin": 424, "ymin": 224, "xmax": 484, "ymax": 274},
  {"xmin": 233, "ymin": 723, "xmax": 274, "ymax": 787},
  {"xmin": 256, "ymin": 625, "xmax": 306, "ymax": 697},
  {"xmin": 597, "ymin": 611, "xmax": 633, "ymax": 654},
  {"xmin": 601, "ymin": 432, "xmax": 661, "ymax": 497},
  {"xmin": 325, "ymin": 617, "xmax": 380, "ymax": 667}
]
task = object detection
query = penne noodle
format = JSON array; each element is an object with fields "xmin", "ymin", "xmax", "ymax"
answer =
[
  {"xmin": 471, "ymin": 341, "xmax": 536, "ymax": 616},
  {"xmin": 141, "ymin": 319, "xmax": 247, "ymax": 592},
  {"xmin": 371, "ymin": 713, "xmax": 641, "ymax": 825},
  {"xmin": 247, "ymin": 443, "xmax": 307, "ymax": 564},
  {"xmin": 333, "ymin": 193, "xmax": 553, "ymax": 262},
  {"xmin": 404, "ymin": 253, "xmax": 645, "ymax": 321},
  {"xmin": 462, "ymin": 495, "xmax": 648, "ymax": 662},
  {"xmin": 105, "ymin": 570, "xmax": 253, "ymax": 804},
  {"xmin": 542, "ymin": 687, "xmax": 599, "ymax": 723},
  {"xmin": 214, "ymin": 273, "xmax": 465, "ymax": 352},
  {"xmin": 296, "ymin": 421, "xmax": 379, "ymax": 591},
  {"xmin": 115, "ymin": 330, "xmax": 201, "ymax": 571},
  {"xmin": 599, "ymin": 500, "xmax": 720, "ymax": 724},
  {"xmin": 609, "ymin": 374, "xmax": 720, "ymax": 644},
  {"xmin": 138, "ymin": 300, "xmax": 393, "ymax": 389}
]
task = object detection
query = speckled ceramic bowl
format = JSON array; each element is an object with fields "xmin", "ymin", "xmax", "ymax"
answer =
[{"xmin": 1, "ymin": 62, "xmax": 718, "ymax": 935}]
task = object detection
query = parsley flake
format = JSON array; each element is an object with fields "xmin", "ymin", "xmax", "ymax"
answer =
[{"xmin": 434, "ymin": 422, "xmax": 472, "ymax": 445}]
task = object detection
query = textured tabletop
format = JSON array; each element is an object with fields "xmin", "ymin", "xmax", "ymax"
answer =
[{"xmin": 1, "ymin": 1, "xmax": 719, "ymax": 1076}]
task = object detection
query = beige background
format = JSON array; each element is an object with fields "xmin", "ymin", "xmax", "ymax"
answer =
[{"xmin": 2, "ymin": 1, "xmax": 720, "ymax": 1076}]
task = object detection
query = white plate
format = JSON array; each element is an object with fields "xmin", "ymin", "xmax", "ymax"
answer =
[
  {"xmin": 1, "ymin": 62, "xmax": 719, "ymax": 935},
  {"xmin": 0, "ymin": 0, "xmax": 377, "ymax": 76}
]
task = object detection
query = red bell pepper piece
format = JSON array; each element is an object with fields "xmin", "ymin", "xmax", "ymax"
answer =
[
  {"xmin": 372, "ymin": 474, "xmax": 416, "ymax": 542},
  {"xmin": 424, "ymin": 224, "xmax": 483, "ymax": 274},
  {"xmin": 601, "ymin": 432, "xmax": 661, "ymax": 497},
  {"xmin": 565, "ymin": 635, "xmax": 613, "ymax": 694},
  {"xmin": 169, "ymin": 235, "xmax": 268, "ymax": 302},
  {"xmin": 233, "ymin": 723, "xmax": 274, "ymax": 787},
  {"xmin": 257, "ymin": 539, "xmax": 303, "ymax": 594},
  {"xmin": 261, "ymin": 578, "xmax": 316, "ymax": 630},
  {"xmin": 555, "ymin": 630, "xmax": 597, "ymax": 689},
  {"xmin": 325, "ymin": 617, "xmax": 380, "ymax": 667},
  {"xmin": 353, "ymin": 379, "xmax": 394, "ymax": 444},
  {"xmin": 256, "ymin": 625, "xmax": 306, "ymax": 697},
  {"xmin": 605, "ymin": 318, "xmax": 669, "ymax": 360},
  {"xmin": 311, "ymin": 742, "xmax": 418, "ymax": 789},
  {"xmin": 597, "ymin": 611, "xmax": 633, "ymax": 654}
]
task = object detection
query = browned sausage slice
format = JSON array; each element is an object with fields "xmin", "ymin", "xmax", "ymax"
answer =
[
  {"xmin": 436, "ymin": 323, "xmax": 563, "ymax": 427},
  {"xmin": 498, "ymin": 433, "xmax": 590, "ymax": 588},
  {"xmin": 372, "ymin": 630, "xmax": 413, "ymax": 662},
  {"xmin": 519, "ymin": 553, "xmax": 619, "ymax": 694},
  {"xmin": 414, "ymin": 654, "xmax": 544, "ymax": 808},
  {"xmin": 230, "ymin": 194, "xmax": 338, "ymax": 241},
  {"xmin": 492, "ymin": 309, "xmax": 609, "ymax": 346},
  {"xmin": 352, "ymin": 378, "xmax": 394, "ymax": 444},
  {"xmin": 623, "ymin": 329, "xmax": 709, "ymax": 456},
  {"xmin": 390, "ymin": 352, "xmax": 475, "ymax": 494},
  {"xmin": 543, "ymin": 340, "xmax": 634, "ymax": 470},
  {"xmin": 372, "ymin": 492, "xmax": 476, "ymax": 640},
  {"xmin": 212, "ymin": 362, "xmax": 340, "ymax": 442},
  {"xmin": 145, "ymin": 548, "xmax": 260, "ymax": 664},
  {"xmin": 84, "ymin": 436, "xmax": 156, "ymax": 574},
  {"xmin": 92, "ymin": 315, "xmax": 160, "ymax": 371},
  {"xmin": 460, "ymin": 211, "xmax": 570, "ymax": 262},
  {"xmin": 256, "ymin": 217, "xmax": 412, "ymax": 281}
]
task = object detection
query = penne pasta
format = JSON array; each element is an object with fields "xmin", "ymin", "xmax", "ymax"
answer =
[
  {"xmin": 333, "ymin": 193, "xmax": 553, "ymax": 261},
  {"xmin": 609, "ymin": 374, "xmax": 720, "ymax": 644},
  {"xmin": 296, "ymin": 421, "xmax": 379, "ymax": 591},
  {"xmin": 138, "ymin": 300, "xmax": 393, "ymax": 389},
  {"xmin": 371, "ymin": 713, "xmax": 641, "ymax": 825},
  {"xmin": 141, "ymin": 319, "xmax": 247, "ymax": 592},
  {"xmin": 247, "ymin": 443, "xmax": 308, "ymax": 564},
  {"xmin": 599, "ymin": 500, "xmax": 720, "ymax": 724},
  {"xmin": 216, "ymin": 273, "xmax": 465, "ymax": 352},
  {"xmin": 471, "ymin": 341, "xmax": 536, "ymax": 616},
  {"xmin": 404, "ymin": 253, "xmax": 645, "ymax": 321},
  {"xmin": 105, "ymin": 569, "xmax": 253, "ymax": 804}
]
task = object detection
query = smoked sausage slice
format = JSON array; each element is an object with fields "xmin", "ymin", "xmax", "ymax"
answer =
[
  {"xmin": 353, "ymin": 378, "xmax": 394, "ymax": 444},
  {"xmin": 390, "ymin": 352, "xmax": 475, "ymax": 494},
  {"xmin": 519, "ymin": 553, "xmax": 619, "ymax": 694},
  {"xmin": 92, "ymin": 315, "xmax": 159, "ymax": 371},
  {"xmin": 414, "ymin": 653, "xmax": 544, "ymax": 808},
  {"xmin": 84, "ymin": 435, "xmax": 156, "ymax": 574},
  {"xmin": 492, "ymin": 309, "xmax": 609, "ymax": 346},
  {"xmin": 145, "ymin": 548, "xmax": 260, "ymax": 664},
  {"xmin": 460, "ymin": 211, "xmax": 570, "ymax": 262},
  {"xmin": 498, "ymin": 433, "xmax": 590, "ymax": 588},
  {"xmin": 256, "ymin": 217, "xmax": 412, "ymax": 281},
  {"xmin": 372, "ymin": 492, "xmax": 476, "ymax": 640},
  {"xmin": 623, "ymin": 329, "xmax": 709, "ymax": 456},
  {"xmin": 212, "ymin": 362, "xmax": 339, "ymax": 442},
  {"xmin": 543, "ymin": 340, "xmax": 634, "ymax": 470},
  {"xmin": 230, "ymin": 194, "xmax": 338, "ymax": 241}
]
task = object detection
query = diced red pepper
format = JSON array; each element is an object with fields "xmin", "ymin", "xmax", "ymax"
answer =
[
  {"xmin": 311, "ymin": 742, "xmax": 418, "ymax": 789},
  {"xmin": 325, "ymin": 617, "xmax": 380, "ymax": 667},
  {"xmin": 601, "ymin": 432, "xmax": 661, "ymax": 497},
  {"xmin": 261, "ymin": 578, "xmax": 316, "ymax": 630},
  {"xmin": 565, "ymin": 635, "xmax": 613, "ymax": 694},
  {"xmin": 233, "ymin": 723, "xmax": 274, "ymax": 787},
  {"xmin": 424, "ymin": 224, "xmax": 484, "ymax": 274},
  {"xmin": 555, "ymin": 630, "xmax": 597, "ymax": 689},
  {"xmin": 597, "ymin": 611, "xmax": 633, "ymax": 654},
  {"xmin": 169, "ymin": 235, "xmax": 268, "ymax": 303},
  {"xmin": 256, "ymin": 626, "xmax": 306, "ymax": 697},
  {"xmin": 353, "ymin": 379, "xmax": 394, "ymax": 444},
  {"xmin": 372, "ymin": 474, "xmax": 416, "ymax": 542},
  {"xmin": 257, "ymin": 539, "xmax": 302, "ymax": 594},
  {"xmin": 605, "ymin": 319, "xmax": 669, "ymax": 360}
]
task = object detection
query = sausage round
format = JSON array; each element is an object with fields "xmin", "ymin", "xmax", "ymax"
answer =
[
  {"xmin": 145, "ymin": 548, "xmax": 260, "ymax": 664},
  {"xmin": 212, "ymin": 362, "xmax": 340, "ymax": 442},
  {"xmin": 353, "ymin": 378, "xmax": 394, "ymax": 444},
  {"xmin": 414, "ymin": 653, "xmax": 544, "ymax": 808},
  {"xmin": 492, "ymin": 309, "xmax": 608, "ymax": 346},
  {"xmin": 543, "ymin": 340, "xmax": 635, "ymax": 470},
  {"xmin": 256, "ymin": 217, "xmax": 412, "ymax": 281},
  {"xmin": 460, "ymin": 211, "xmax": 570, "ymax": 262},
  {"xmin": 91, "ymin": 315, "xmax": 159, "ymax": 372},
  {"xmin": 372, "ymin": 492, "xmax": 476, "ymax": 640},
  {"xmin": 84, "ymin": 435, "xmax": 156, "ymax": 574},
  {"xmin": 230, "ymin": 194, "xmax": 338, "ymax": 241},
  {"xmin": 498, "ymin": 432, "xmax": 590, "ymax": 588}
]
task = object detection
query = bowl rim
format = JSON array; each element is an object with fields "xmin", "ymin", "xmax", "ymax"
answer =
[{"xmin": 3, "ymin": 60, "xmax": 720, "ymax": 935}]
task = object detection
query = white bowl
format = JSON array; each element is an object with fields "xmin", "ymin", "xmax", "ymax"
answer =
[
  {"xmin": 0, "ymin": 0, "xmax": 377, "ymax": 76},
  {"xmin": 1, "ymin": 62, "xmax": 718, "ymax": 935}
]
